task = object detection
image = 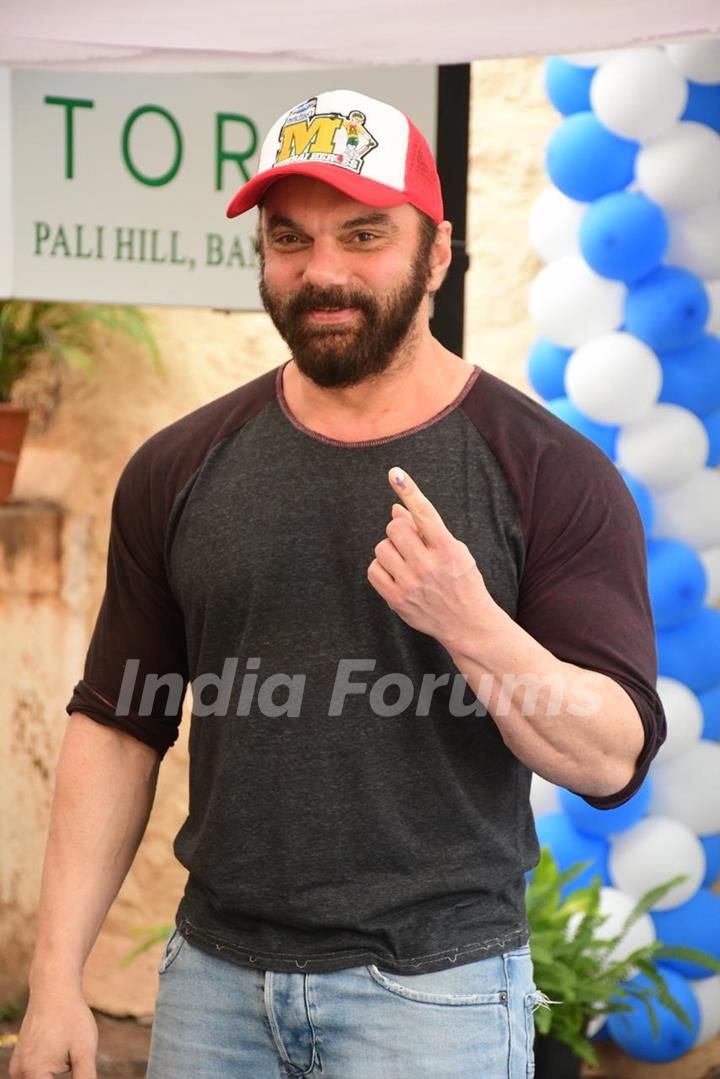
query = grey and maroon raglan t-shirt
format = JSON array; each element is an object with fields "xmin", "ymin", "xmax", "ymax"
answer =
[{"xmin": 66, "ymin": 361, "xmax": 666, "ymax": 975}]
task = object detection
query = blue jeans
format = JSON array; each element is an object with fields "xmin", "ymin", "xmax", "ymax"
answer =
[{"xmin": 146, "ymin": 929, "xmax": 543, "ymax": 1078}]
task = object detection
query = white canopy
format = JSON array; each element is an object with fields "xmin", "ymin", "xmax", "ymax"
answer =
[{"xmin": 1, "ymin": 0, "xmax": 719, "ymax": 71}]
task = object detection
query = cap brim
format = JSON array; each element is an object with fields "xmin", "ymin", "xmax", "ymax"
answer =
[{"xmin": 225, "ymin": 162, "xmax": 410, "ymax": 219}]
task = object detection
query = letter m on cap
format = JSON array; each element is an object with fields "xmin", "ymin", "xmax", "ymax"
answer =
[{"xmin": 276, "ymin": 115, "xmax": 343, "ymax": 163}]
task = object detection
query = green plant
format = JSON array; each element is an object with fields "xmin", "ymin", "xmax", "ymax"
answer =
[
  {"xmin": 0, "ymin": 299, "xmax": 163, "ymax": 403},
  {"xmin": 119, "ymin": 922, "xmax": 174, "ymax": 969},
  {"xmin": 527, "ymin": 847, "xmax": 720, "ymax": 1067}
]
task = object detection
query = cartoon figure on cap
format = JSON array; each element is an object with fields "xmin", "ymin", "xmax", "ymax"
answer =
[{"xmin": 339, "ymin": 109, "xmax": 376, "ymax": 166}]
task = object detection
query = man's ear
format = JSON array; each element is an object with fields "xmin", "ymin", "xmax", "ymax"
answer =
[
  {"xmin": 255, "ymin": 208, "xmax": 265, "ymax": 260},
  {"xmin": 429, "ymin": 220, "xmax": 453, "ymax": 294}
]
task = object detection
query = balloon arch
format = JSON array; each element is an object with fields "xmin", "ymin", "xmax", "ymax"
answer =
[{"xmin": 527, "ymin": 38, "xmax": 720, "ymax": 1062}]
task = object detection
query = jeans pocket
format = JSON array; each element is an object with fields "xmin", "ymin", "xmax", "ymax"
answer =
[
  {"xmin": 365, "ymin": 955, "xmax": 509, "ymax": 1006},
  {"xmin": 524, "ymin": 989, "xmax": 552, "ymax": 1078},
  {"xmin": 157, "ymin": 927, "xmax": 186, "ymax": 975}
]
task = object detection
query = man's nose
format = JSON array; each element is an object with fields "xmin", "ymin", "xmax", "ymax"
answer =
[{"xmin": 301, "ymin": 239, "xmax": 351, "ymax": 289}]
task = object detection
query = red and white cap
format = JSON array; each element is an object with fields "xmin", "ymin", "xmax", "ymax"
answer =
[{"xmin": 226, "ymin": 89, "xmax": 443, "ymax": 225}]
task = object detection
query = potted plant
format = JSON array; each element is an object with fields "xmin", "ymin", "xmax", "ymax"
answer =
[
  {"xmin": 0, "ymin": 299, "xmax": 162, "ymax": 505},
  {"xmin": 527, "ymin": 847, "xmax": 720, "ymax": 1077}
]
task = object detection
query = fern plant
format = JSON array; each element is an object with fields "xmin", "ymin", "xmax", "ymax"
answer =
[
  {"xmin": 527, "ymin": 847, "xmax": 720, "ymax": 1066},
  {"xmin": 0, "ymin": 300, "xmax": 163, "ymax": 402}
]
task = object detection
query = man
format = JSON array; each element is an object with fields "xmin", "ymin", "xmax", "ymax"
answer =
[{"xmin": 11, "ymin": 89, "xmax": 665, "ymax": 1079}]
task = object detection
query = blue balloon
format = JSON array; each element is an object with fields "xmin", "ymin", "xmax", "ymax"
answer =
[
  {"xmin": 625, "ymin": 267, "xmax": 710, "ymax": 351},
  {"xmin": 546, "ymin": 112, "xmax": 638, "ymax": 201},
  {"xmin": 701, "ymin": 834, "xmax": 720, "ymax": 887},
  {"xmin": 702, "ymin": 408, "xmax": 720, "ymax": 468},
  {"xmin": 546, "ymin": 397, "xmax": 619, "ymax": 458},
  {"xmin": 646, "ymin": 538, "xmax": 708, "ymax": 630},
  {"xmin": 544, "ymin": 58, "xmax": 594, "ymax": 116},
  {"xmin": 527, "ymin": 338, "xmax": 571, "ymax": 401},
  {"xmin": 657, "ymin": 607, "xmax": 720, "ymax": 694},
  {"xmin": 652, "ymin": 890, "xmax": 720, "ymax": 978},
  {"xmin": 558, "ymin": 776, "xmax": 651, "ymax": 837},
  {"xmin": 534, "ymin": 812, "xmax": 610, "ymax": 896},
  {"xmin": 580, "ymin": 192, "xmax": 669, "ymax": 284},
  {"xmin": 619, "ymin": 470, "xmax": 655, "ymax": 536},
  {"xmin": 659, "ymin": 335, "xmax": 720, "ymax": 418},
  {"xmin": 591, "ymin": 1019, "xmax": 609, "ymax": 1042},
  {"xmin": 607, "ymin": 968, "xmax": 700, "ymax": 1062},
  {"xmin": 699, "ymin": 683, "xmax": 720, "ymax": 740},
  {"xmin": 682, "ymin": 81, "xmax": 720, "ymax": 134}
]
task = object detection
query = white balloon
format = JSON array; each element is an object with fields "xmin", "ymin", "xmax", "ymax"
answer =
[
  {"xmin": 564, "ymin": 333, "xmax": 662, "ymax": 424},
  {"xmin": 690, "ymin": 974, "xmax": 720, "ymax": 1047},
  {"xmin": 655, "ymin": 677, "xmax": 703, "ymax": 765},
  {"xmin": 636, "ymin": 122, "xmax": 720, "ymax": 213},
  {"xmin": 650, "ymin": 741, "xmax": 720, "ymax": 833},
  {"xmin": 616, "ymin": 403, "xmax": 709, "ymax": 490},
  {"xmin": 652, "ymin": 469, "xmax": 720, "ymax": 548},
  {"xmin": 591, "ymin": 49, "xmax": 688, "ymax": 142},
  {"xmin": 562, "ymin": 48, "xmax": 626, "ymax": 68},
  {"xmin": 609, "ymin": 816, "xmax": 705, "ymax": 909},
  {"xmin": 528, "ymin": 257, "xmax": 626, "ymax": 348},
  {"xmin": 699, "ymin": 545, "xmax": 720, "ymax": 606},
  {"xmin": 586, "ymin": 1015, "xmax": 607, "ymax": 1039},
  {"xmin": 667, "ymin": 199, "xmax": 720, "ymax": 280},
  {"xmin": 666, "ymin": 39, "xmax": 720, "ymax": 85},
  {"xmin": 705, "ymin": 278, "xmax": 720, "ymax": 335},
  {"xmin": 530, "ymin": 773, "xmax": 562, "ymax": 816},
  {"xmin": 566, "ymin": 885, "xmax": 657, "ymax": 982},
  {"xmin": 595, "ymin": 886, "xmax": 657, "ymax": 964},
  {"xmin": 529, "ymin": 187, "xmax": 588, "ymax": 262}
]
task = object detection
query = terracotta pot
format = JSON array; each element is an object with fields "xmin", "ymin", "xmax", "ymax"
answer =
[{"xmin": 0, "ymin": 403, "xmax": 31, "ymax": 506}]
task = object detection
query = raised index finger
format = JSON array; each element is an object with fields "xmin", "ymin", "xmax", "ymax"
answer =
[{"xmin": 388, "ymin": 467, "xmax": 450, "ymax": 547}]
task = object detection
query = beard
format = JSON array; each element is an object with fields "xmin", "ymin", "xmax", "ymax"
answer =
[{"xmin": 258, "ymin": 241, "xmax": 433, "ymax": 389}]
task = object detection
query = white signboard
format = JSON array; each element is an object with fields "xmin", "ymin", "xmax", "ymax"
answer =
[{"xmin": 1, "ymin": 66, "xmax": 437, "ymax": 309}]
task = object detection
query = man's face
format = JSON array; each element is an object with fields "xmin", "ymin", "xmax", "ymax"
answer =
[{"xmin": 257, "ymin": 177, "xmax": 437, "ymax": 389}]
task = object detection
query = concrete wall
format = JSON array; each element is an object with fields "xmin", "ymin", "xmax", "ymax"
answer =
[{"xmin": 2, "ymin": 56, "xmax": 556, "ymax": 1014}]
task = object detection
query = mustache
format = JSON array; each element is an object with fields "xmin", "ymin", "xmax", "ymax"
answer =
[{"xmin": 286, "ymin": 286, "xmax": 375, "ymax": 316}]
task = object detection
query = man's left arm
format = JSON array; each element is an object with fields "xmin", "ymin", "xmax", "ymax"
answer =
[
  {"xmin": 440, "ymin": 602, "xmax": 645, "ymax": 799},
  {"xmin": 367, "ymin": 466, "xmax": 663, "ymax": 808}
]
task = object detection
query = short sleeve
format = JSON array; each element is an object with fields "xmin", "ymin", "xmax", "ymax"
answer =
[
  {"xmin": 66, "ymin": 441, "xmax": 189, "ymax": 758},
  {"xmin": 515, "ymin": 442, "xmax": 666, "ymax": 809}
]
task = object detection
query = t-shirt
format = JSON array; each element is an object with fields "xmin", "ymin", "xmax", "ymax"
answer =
[{"xmin": 66, "ymin": 361, "xmax": 666, "ymax": 975}]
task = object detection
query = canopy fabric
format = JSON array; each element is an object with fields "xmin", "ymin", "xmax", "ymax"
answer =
[{"xmin": 1, "ymin": 0, "xmax": 719, "ymax": 70}]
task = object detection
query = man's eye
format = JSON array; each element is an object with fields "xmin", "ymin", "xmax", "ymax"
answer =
[
  {"xmin": 273, "ymin": 233, "xmax": 303, "ymax": 245},
  {"xmin": 352, "ymin": 232, "xmax": 378, "ymax": 243}
]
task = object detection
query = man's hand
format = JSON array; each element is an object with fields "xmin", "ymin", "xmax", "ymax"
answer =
[
  {"xmin": 367, "ymin": 467, "xmax": 496, "ymax": 649},
  {"xmin": 9, "ymin": 986, "xmax": 98, "ymax": 1079}
]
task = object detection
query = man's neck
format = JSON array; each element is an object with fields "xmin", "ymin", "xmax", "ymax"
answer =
[{"xmin": 281, "ymin": 335, "xmax": 476, "ymax": 443}]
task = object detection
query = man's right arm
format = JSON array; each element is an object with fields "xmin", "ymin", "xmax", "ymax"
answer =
[{"xmin": 9, "ymin": 711, "xmax": 161, "ymax": 1079}]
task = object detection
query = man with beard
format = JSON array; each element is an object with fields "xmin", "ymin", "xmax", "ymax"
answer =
[{"xmin": 12, "ymin": 90, "xmax": 665, "ymax": 1079}]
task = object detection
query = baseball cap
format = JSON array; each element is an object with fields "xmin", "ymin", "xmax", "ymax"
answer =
[{"xmin": 225, "ymin": 89, "xmax": 444, "ymax": 225}]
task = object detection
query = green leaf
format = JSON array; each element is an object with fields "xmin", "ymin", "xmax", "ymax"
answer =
[
  {"xmin": 118, "ymin": 922, "xmax": 174, "ymax": 969},
  {"xmin": 655, "ymin": 946, "xmax": 720, "ymax": 973},
  {"xmin": 0, "ymin": 298, "xmax": 165, "ymax": 399}
]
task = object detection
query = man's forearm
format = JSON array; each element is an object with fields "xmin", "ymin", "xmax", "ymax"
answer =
[
  {"xmin": 444, "ymin": 602, "xmax": 646, "ymax": 798},
  {"xmin": 29, "ymin": 712, "xmax": 160, "ymax": 991}
]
